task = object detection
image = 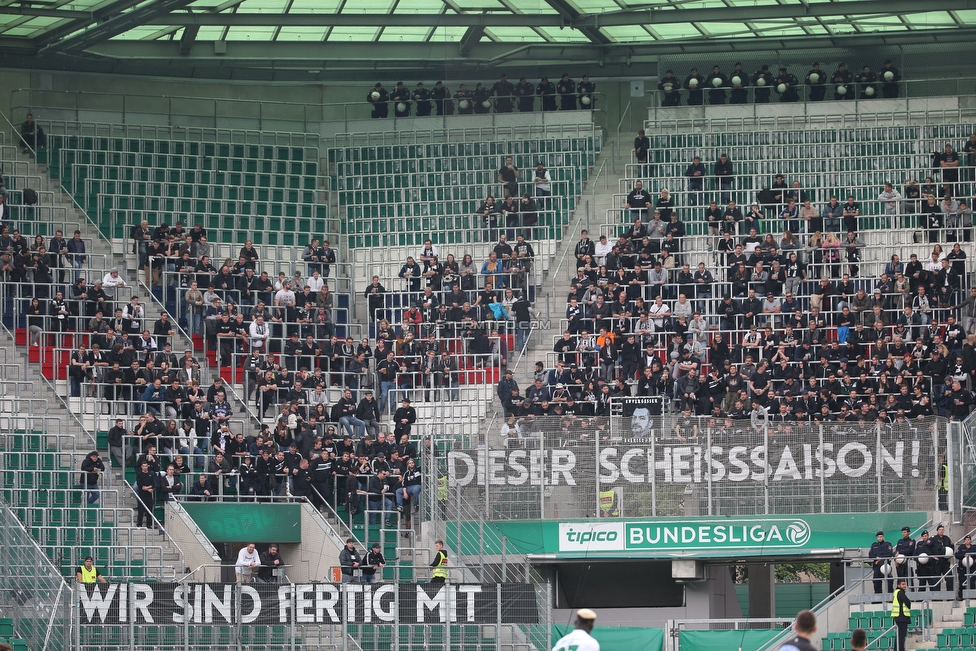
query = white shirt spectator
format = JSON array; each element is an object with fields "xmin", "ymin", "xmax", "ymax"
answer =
[
  {"xmin": 594, "ymin": 238, "xmax": 613, "ymax": 266},
  {"xmin": 274, "ymin": 288, "xmax": 295, "ymax": 307},
  {"xmin": 533, "ymin": 167, "xmax": 551, "ymax": 193},
  {"xmin": 235, "ymin": 545, "xmax": 260, "ymax": 581},
  {"xmin": 878, "ymin": 187, "xmax": 903, "ymax": 215},
  {"xmin": 307, "ymin": 274, "xmax": 325, "ymax": 293},
  {"xmin": 648, "ymin": 300, "xmax": 671, "ymax": 329},
  {"xmin": 672, "ymin": 297, "xmax": 693, "ymax": 320},
  {"xmin": 248, "ymin": 318, "xmax": 269, "ymax": 349},
  {"xmin": 102, "ymin": 269, "xmax": 126, "ymax": 288}
]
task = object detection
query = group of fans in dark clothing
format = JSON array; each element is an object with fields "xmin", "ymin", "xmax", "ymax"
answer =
[
  {"xmin": 367, "ymin": 73, "xmax": 596, "ymax": 117},
  {"xmin": 657, "ymin": 60, "xmax": 902, "ymax": 106}
]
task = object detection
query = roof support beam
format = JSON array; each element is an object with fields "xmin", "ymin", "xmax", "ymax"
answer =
[
  {"xmin": 458, "ymin": 25, "xmax": 484, "ymax": 56},
  {"xmin": 139, "ymin": 0, "xmax": 976, "ymax": 28},
  {"xmin": 539, "ymin": 0, "xmax": 609, "ymax": 44},
  {"xmin": 78, "ymin": 25, "xmax": 976, "ymax": 64},
  {"xmin": 38, "ymin": 0, "xmax": 198, "ymax": 53},
  {"xmin": 31, "ymin": 0, "xmax": 146, "ymax": 48},
  {"xmin": 179, "ymin": 24, "xmax": 199, "ymax": 54}
]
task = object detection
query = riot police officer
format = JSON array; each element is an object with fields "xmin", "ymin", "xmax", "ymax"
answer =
[
  {"xmin": 869, "ymin": 531, "xmax": 894, "ymax": 594},
  {"xmin": 390, "ymin": 81, "xmax": 411, "ymax": 117},
  {"xmin": 658, "ymin": 70, "xmax": 681, "ymax": 106},
  {"xmin": 894, "ymin": 526, "xmax": 915, "ymax": 582},
  {"xmin": 956, "ymin": 534, "xmax": 976, "ymax": 599},
  {"xmin": 805, "ymin": 63, "xmax": 826, "ymax": 101},
  {"xmin": 413, "ymin": 82, "xmax": 432, "ymax": 117},
  {"xmin": 577, "ymin": 75, "xmax": 596, "ymax": 110},
  {"xmin": 684, "ymin": 68, "xmax": 705, "ymax": 106},
  {"xmin": 933, "ymin": 524, "xmax": 954, "ymax": 593},
  {"xmin": 776, "ymin": 68, "xmax": 799, "ymax": 103},
  {"xmin": 880, "ymin": 59, "xmax": 901, "ymax": 99},
  {"xmin": 515, "ymin": 77, "xmax": 535, "ymax": 112},
  {"xmin": 367, "ymin": 83, "xmax": 390, "ymax": 119},
  {"xmin": 914, "ymin": 530, "xmax": 941, "ymax": 591},
  {"xmin": 752, "ymin": 65, "xmax": 773, "ymax": 103},
  {"xmin": 831, "ymin": 63, "xmax": 853, "ymax": 100},
  {"xmin": 556, "ymin": 73, "xmax": 576, "ymax": 110},
  {"xmin": 728, "ymin": 63, "xmax": 749, "ymax": 104}
]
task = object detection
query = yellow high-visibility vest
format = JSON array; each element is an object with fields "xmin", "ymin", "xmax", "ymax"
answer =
[
  {"xmin": 79, "ymin": 566, "xmax": 99, "ymax": 583},
  {"xmin": 891, "ymin": 588, "xmax": 911, "ymax": 619},
  {"xmin": 432, "ymin": 551, "xmax": 449, "ymax": 579}
]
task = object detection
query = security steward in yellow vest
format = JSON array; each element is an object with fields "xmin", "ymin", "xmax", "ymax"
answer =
[
  {"xmin": 891, "ymin": 578, "xmax": 912, "ymax": 651},
  {"xmin": 430, "ymin": 539, "xmax": 449, "ymax": 584},
  {"xmin": 938, "ymin": 457, "xmax": 949, "ymax": 510},
  {"xmin": 76, "ymin": 556, "xmax": 107, "ymax": 584}
]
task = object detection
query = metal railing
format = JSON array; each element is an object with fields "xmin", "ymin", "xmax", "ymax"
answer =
[{"xmin": 14, "ymin": 88, "xmax": 608, "ymax": 134}]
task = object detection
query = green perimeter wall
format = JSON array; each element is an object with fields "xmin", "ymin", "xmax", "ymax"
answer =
[
  {"xmin": 736, "ymin": 582, "xmax": 831, "ymax": 619},
  {"xmin": 182, "ymin": 503, "xmax": 302, "ymax": 543},
  {"xmin": 679, "ymin": 630, "xmax": 779, "ymax": 651}
]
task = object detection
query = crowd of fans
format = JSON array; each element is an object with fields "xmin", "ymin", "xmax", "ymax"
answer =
[
  {"xmin": 366, "ymin": 73, "xmax": 597, "ymax": 118},
  {"xmin": 489, "ymin": 143, "xmax": 976, "ymax": 439},
  {"xmin": 657, "ymin": 60, "xmax": 903, "ymax": 106}
]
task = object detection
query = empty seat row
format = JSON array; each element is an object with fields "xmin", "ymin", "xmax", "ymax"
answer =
[{"xmin": 49, "ymin": 135, "xmax": 313, "ymax": 161}]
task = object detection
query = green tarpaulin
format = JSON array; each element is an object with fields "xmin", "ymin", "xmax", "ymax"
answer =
[{"xmin": 552, "ymin": 626, "xmax": 664, "ymax": 651}]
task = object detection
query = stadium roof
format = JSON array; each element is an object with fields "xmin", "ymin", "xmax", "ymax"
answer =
[{"xmin": 1, "ymin": 0, "xmax": 975, "ymax": 79}]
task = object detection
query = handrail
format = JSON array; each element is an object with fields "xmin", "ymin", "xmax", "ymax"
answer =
[{"xmin": 548, "ymin": 157, "xmax": 608, "ymax": 294}]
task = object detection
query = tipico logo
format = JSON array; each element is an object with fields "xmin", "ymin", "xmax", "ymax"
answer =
[
  {"xmin": 558, "ymin": 523, "xmax": 625, "ymax": 552},
  {"xmin": 785, "ymin": 520, "xmax": 812, "ymax": 546}
]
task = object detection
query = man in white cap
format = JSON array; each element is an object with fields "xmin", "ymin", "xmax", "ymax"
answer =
[{"xmin": 552, "ymin": 608, "xmax": 599, "ymax": 651}]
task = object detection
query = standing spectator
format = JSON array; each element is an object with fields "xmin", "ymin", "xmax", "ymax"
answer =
[
  {"xmin": 878, "ymin": 183, "xmax": 902, "ymax": 217},
  {"xmin": 339, "ymin": 538, "xmax": 361, "ymax": 583},
  {"xmin": 633, "ymin": 130, "xmax": 650, "ymax": 178},
  {"xmin": 625, "ymin": 181, "xmax": 650, "ymax": 221},
  {"xmin": 685, "ymin": 156, "xmax": 705, "ymax": 206},
  {"xmin": 362, "ymin": 542, "xmax": 386, "ymax": 583},
  {"xmin": 80, "ymin": 450, "xmax": 105, "ymax": 505},
  {"xmin": 65, "ymin": 230, "xmax": 86, "ymax": 280},
  {"xmin": 235, "ymin": 543, "xmax": 261, "ymax": 583},
  {"xmin": 940, "ymin": 143, "xmax": 960, "ymax": 195},
  {"xmin": 714, "ymin": 154, "xmax": 733, "ymax": 204},
  {"xmin": 19, "ymin": 113, "xmax": 45, "ymax": 153},
  {"xmin": 135, "ymin": 460, "xmax": 156, "ymax": 529},
  {"xmin": 533, "ymin": 162, "xmax": 551, "ymax": 212},
  {"xmin": 258, "ymin": 544, "xmax": 284, "ymax": 583},
  {"xmin": 498, "ymin": 156, "xmax": 519, "ymax": 199},
  {"xmin": 658, "ymin": 70, "xmax": 681, "ymax": 106}
]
